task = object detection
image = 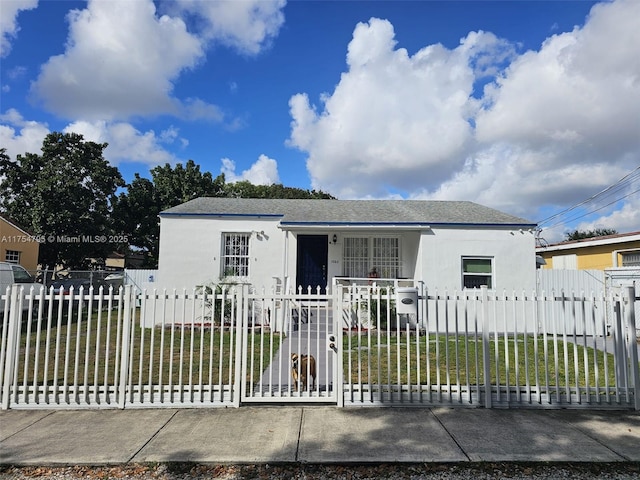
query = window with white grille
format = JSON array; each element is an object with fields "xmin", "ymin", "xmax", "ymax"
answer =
[
  {"xmin": 5, "ymin": 250, "xmax": 20, "ymax": 264},
  {"xmin": 622, "ymin": 252, "xmax": 640, "ymax": 267},
  {"xmin": 373, "ymin": 237, "xmax": 400, "ymax": 278},
  {"xmin": 343, "ymin": 237, "xmax": 369, "ymax": 278},
  {"xmin": 222, "ymin": 233, "xmax": 250, "ymax": 277},
  {"xmin": 343, "ymin": 237, "xmax": 400, "ymax": 278}
]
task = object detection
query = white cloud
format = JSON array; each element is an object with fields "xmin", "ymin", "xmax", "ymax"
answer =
[
  {"xmin": 289, "ymin": 0, "xmax": 640, "ymax": 235},
  {"xmin": 64, "ymin": 120, "xmax": 179, "ymax": 166},
  {"xmin": 288, "ymin": 18, "xmax": 510, "ymax": 199},
  {"xmin": 30, "ymin": 0, "xmax": 286, "ymax": 122},
  {"xmin": 0, "ymin": 0, "xmax": 38, "ymax": 57},
  {"xmin": 436, "ymin": 0, "xmax": 640, "ymax": 225},
  {"xmin": 167, "ymin": 0, "xmax": 286, "ymax": 55},
  {"xmin": 0, "ymin": 109, "xmax": 49, "ymax": 159},
  {"xmin": 577, "ymin": 199, "xmax": 640, "ymax": 237},
  {"xmin": 0, "ymin": 111, "xmax": 181, "ymax": 167},
  {"xmin": 30, "ymin": 0, "xmax": 204, "ymax": 120},
  {"xmin": 221, "ymin": 154, "xmax": 279, "ymax": 185}
]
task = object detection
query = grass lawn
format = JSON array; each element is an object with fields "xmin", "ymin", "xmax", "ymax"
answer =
[
  {"xmin": 11, "ymin": 308, "xmax": 281, "ymax": 389},
  {"xmin": 343, "ymin": 332, "xmax": 618, "ymax": 389}
]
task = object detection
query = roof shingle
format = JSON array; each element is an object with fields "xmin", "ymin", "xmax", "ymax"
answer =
[{"xmin": 161, "ymin": 198, "xmax": 535, "ymax": 227}]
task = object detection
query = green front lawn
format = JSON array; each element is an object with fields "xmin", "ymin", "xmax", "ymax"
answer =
[
  {"xmin": 11, "ymin": 310, "xmax": 281, "ymax": 388},
  {"xmin": 343, "ymin": 332, "xmax": 618, "ymax": 389}
]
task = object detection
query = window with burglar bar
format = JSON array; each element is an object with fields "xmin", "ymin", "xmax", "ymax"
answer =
[
  {"xmin": 222, "ymin": 233, "xmax": 250, "ymax": 277},
  {"xmin": 343, "ymin": 236, "xmax": 400, "ymax": 278}
]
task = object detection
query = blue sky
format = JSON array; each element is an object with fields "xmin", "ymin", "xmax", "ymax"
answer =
[{"xmin": 1, "ymin": 0, "xmax": 639, "ymax": 243}]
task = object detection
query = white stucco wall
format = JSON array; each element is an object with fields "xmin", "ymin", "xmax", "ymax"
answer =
[
  {"xmin": 158, "ymin": 217, "xmax": 536, "ymax": 294},
  {"xmin": 157, "ymin": 216, "xmax": 285, "ymax": 290},
  {"xmin": 419, "ymin": 227, "xmax": 537, "ymax": 292}
]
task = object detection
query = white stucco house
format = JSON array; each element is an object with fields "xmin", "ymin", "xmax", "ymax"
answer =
[{"xmin": 156, "ymin": 198, "xmax": 538, "ymax": 293}]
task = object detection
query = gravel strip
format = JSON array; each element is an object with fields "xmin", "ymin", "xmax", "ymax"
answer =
[{"xmin": 2, "ymin": 463, "xmax": 640, "ymax": 480}]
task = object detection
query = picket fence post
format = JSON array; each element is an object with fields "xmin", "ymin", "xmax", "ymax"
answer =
[
  {"xmin": 232, "ymin": 285, "xmax": 245, "ymax": 407},
  {"xmin": 481, "ymin": 286, "xmax": 492, "ymax": 408},
  {"xmin": 1, "ymin": 286, "xmax": 21, "ymax": 410},
  {"xmin": 623, "ymin": 286, "xmax": 640, "ymax": 410},
  {"xmin": 118, "ymin": 285, "xmax": 133, "ymax": 409}
]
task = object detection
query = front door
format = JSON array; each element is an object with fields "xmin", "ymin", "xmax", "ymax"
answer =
[{"xmin": 297, "ymin": 235, "xmax": 328, "ymax": 292}]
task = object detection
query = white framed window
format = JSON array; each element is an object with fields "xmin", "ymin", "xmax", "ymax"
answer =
[
  {"xmin": 221, "ymin": 233, "xmax": 250, "ymax": 277},
  {"xmin": 462, "ymin": 257, "xmax": 493, "ymax": 289},
  {"xmin": 5, "ymin": 250, "xmax": 20, "ymax": 264},
  {"xmin": 343, "ymin": 236, "xmax": 400, "ymax": 278},
  {"xmin": 621, "ymin": 252, "xmax": 640, "ymax": 267}
]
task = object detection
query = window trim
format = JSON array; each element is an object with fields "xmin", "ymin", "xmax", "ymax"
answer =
[
  {"xmin": 461, "ymin": 256, "xmax": 494, "ymax": 289},
  {"xmin": 5, "ymin": 250, "xmax": 20, "ymax": 264},
  {"xmin": 221, "ymin": 232, "xmax": 251, "ymax": 279}
]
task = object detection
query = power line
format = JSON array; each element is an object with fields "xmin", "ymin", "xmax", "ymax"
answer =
[
  {"xmin": 537, "ymin": 165, "xmax": 640, "ymax": 229},
  {"xmin": 543, "ymin": 185, "xmax": 640, "ymax": 230}
]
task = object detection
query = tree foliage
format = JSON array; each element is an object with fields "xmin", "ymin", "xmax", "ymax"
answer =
[
  {"xmin": 222, "ymin": 180, "xmax": 334, "ymax": 199},
  {"xmin": 565, "ymin": 228, "xmax": 618, "ymax": 241},
  {"xmin": 113, "ymin": 160, "xmax": 225, "ymax": 266},
  {"xmin": 0, "ymin": 133, "xmax": 124, "ymax": 269},
  {"xmin": 2, "ymin": 134, "xmax": 335, "ymax": 269},
  {"xmin": 114, "ymin": 162, "xmax": 335, "ymax": 267}
]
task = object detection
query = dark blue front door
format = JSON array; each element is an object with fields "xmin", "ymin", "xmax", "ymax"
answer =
[{"xmin": 297, "ymin": 235, "xmax": 328, "ymax": 292}]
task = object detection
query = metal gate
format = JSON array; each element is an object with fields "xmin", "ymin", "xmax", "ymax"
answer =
[{"xmin": 239, "ymin": 287, "xmax": 340, "ymax": 404}]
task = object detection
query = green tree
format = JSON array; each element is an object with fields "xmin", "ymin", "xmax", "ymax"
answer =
[
  {"xmin": 113, "ymin": 160, "xmax": 225, "ymax": 267},
  {"xmin": 223, "ymin": 180, "xmax": 334, "ymax": 199},
  {"xmin": 114, "ymin": 163, "xmax": 335, "ymax": 266},
  {"xmin": 565, "ymin": 228, "xmax": 618, "ymax": 241},
  {"xmin": 0, "ymin": 133, "xmax": 124, "ymax": 269}
]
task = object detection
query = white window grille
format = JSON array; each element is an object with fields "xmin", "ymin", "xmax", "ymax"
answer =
[
  {"xmin": 621, "ymin": 252, "xmax": 640, "ymax": 267},
  {"xmin": 373, "ymin": 237, "xmax": 400, "ymax": 278},
  {"xmin": 462, "ymin": 257, "xmax": 493, "ymax": 289},
  {"xmin": 343, "ymin": 236, "xmax": 400, "ymax": 278},
  {"xmin": 5, "ymin": 250, "xmax": 20, "ymax": 264},
  {"xmin": 222, "ymin": 233, "xmax": 250, "ymax": 277},
  {"xmin": 343, "ymin": 237, "xmax": 369, "ymax": 278}
]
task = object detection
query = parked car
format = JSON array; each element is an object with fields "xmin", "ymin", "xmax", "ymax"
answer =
[
  {"xmin": 48, "ymin": 271, "xmax": 109, "ymax": 296},
  {"xmin": 0, "ymin": 262, "xmax": 44, "ymax": 312},
  {"xmin": 104, "ymin": 272, "xmax": 125, "ymax": 290}
]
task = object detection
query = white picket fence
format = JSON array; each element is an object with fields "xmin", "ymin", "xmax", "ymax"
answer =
[{"xmin": 1, "ymin": 283, "xmax": 639, "ymax": 410}]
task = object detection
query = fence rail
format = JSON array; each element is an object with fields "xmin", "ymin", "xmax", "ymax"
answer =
[{"xmin": 2, "ymin": 283, "xmax": 639, "ymax": 410}]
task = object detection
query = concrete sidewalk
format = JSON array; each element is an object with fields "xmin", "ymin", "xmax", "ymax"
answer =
[{"xmin": 1, "ymin": 407, "xmax": 640, "ymax": 466}]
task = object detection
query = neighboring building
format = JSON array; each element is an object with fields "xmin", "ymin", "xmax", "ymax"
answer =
[
  {"xmin": 536, "ymin": 231, "xmax": 640, "ymax": 270},
  {"xmin": 0, "ymin": 216, "xmax": 40, "ymax": 272},
  {"xmin": 157, "ymin": 198, "xmax": 537, "ymax": 293}
]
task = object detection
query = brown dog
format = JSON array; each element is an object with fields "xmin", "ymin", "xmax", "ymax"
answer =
[{"xmin": 291, "ymin": 353, "xmax": 316, "ymax": 391}]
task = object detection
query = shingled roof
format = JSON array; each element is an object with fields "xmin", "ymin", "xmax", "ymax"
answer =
[{"xmin": 161, "ymin": 198, "xmax": 535, "ymax": 228}]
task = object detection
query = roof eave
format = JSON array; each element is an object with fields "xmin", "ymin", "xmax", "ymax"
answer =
[
  {"xmin": 160, "ymin": 212, "xmax": 284, "ymax": 218},
  {"xmin": 537, "ymin": 233, "xmax": 640, "ymax": 253}
]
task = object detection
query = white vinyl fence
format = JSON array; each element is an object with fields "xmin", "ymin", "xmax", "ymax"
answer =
[
  {"xmin": 537, "ymin": 269, "xmax": 606, "ymax": 297},
  {"xmin": 339, "ymin": 286, "xmax": 639, "ymax": 408},
  {"xmin": 2, "ymin": 283, "xmax": 639, "ymax": 410}
]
